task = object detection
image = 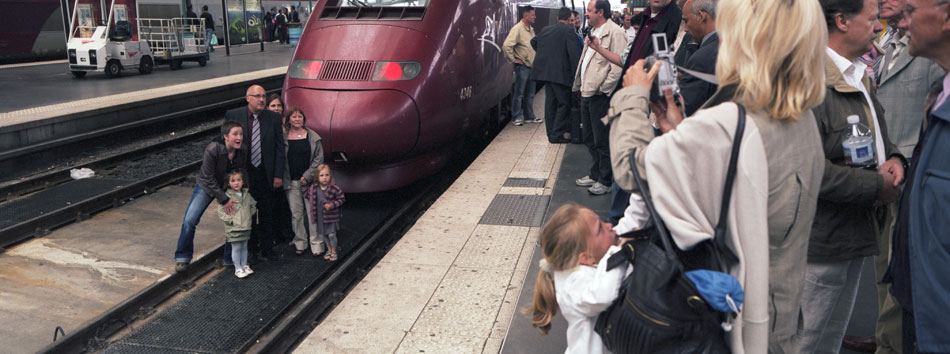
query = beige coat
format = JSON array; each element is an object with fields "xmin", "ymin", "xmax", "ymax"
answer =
[
  {"xmin": 502, "ymin": 20, "xmax": 536, "ymax": 67},
  {"xmin": 572, "ymin": 20, "xmax": 627, "ymax": 97},
  {"xmin": 605, "ymin": 85, "xmax": 824, "ymax": 354}
]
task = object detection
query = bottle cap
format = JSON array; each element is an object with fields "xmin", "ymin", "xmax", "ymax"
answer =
[{"xmin": 847, "ymin": 115, "xmax": 860, "ymax": 124}]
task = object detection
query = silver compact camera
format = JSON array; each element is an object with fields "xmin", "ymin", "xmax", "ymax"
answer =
[{"xmin": 644, "ymin": 33, "xmax": 680, "ymax": 102}]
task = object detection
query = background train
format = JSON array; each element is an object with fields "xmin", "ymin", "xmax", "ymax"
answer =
[
  {"xmin": 282, "ymin": 0, "xmax": 568, "ymax": 192},
  {"xmin": 0, "ymin": 0, "xmax": 320, "ymax": 64}
]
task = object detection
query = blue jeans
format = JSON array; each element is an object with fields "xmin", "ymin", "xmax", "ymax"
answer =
[
  {"xmin": 206, "ymin": 28, "xmax": 214, "ymax": 52},
  {"xmin": 608, "ymin": 181, "xmax": 630, "ymax": 225},
  {"xmin": 511, "ymin": 63, "xmax": 537, "ymax": 121},
  {"xmin": 174, "ymin": 185, "xmax": 231, "ymax": 264}
]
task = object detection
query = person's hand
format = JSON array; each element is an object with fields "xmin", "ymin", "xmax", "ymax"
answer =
[
  {"xmin": 623, "ymin": 59, "xmax": 660, "ymax": 89},
  {"xmin": 223, "ymin": 199, "xmax": 237, "ymax": 216},
  {"xmin": 299, "ymin": 177, "xmax": 308, "ymax": 185},
  {"xmin": 649, "ymin": 88, "xmax": 685, "ymax": 133},
  {"xmin": 586, "ymin": 35, "xmax": 601, "ymax": 50},
  {"xmin": 324, "ymin": 202, "xmax": 333, "ymax": 211},
  {"xmin": 876, "ymin": 173, "xmax": 900, "ymax": 206},
  {"xmin": 273, "ymin": 177, "xmax": 283, "ymax": 189},
  {"xmin": 879, "ymin": 158, "xmax": 904, "ymax": 187},
  {"xmin": 514, "ymin": 59, "xmax": 524, "ymax": 65}
]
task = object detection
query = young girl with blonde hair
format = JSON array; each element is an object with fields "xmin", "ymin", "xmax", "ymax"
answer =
[{"xmin": 525, "ymin": 204, "xmax": 630, "ymax": 354}]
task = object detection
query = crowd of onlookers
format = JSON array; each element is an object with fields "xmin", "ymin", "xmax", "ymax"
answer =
[
  {"xmin": 263, "ymin": 6, "xmax": 302, "ymax": 44},
  {"xmin": 510, "ymin": 0, "xmax": 949, "ymax": 353}
]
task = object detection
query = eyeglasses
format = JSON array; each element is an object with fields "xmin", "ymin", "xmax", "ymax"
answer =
[
  {"xmin": 247, "ymin": 94, "xmax": 266, "ymax": 99},
  {"xmin": 902, "ymin": 0, "xmax": 950, "ymax": 17}
]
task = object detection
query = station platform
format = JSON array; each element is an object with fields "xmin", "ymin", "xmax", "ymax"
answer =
[
  {"xmin": 295, "ymin": 95, "xmax": 882, "ymax": 354},
  {"xmin": 0, "ymin": 43, "xmax": 293, "ymax": 172}
]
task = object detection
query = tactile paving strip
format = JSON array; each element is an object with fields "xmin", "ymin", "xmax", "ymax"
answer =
[
  {"xmin": 479, "ymin": 194, "xmax": 550, "ymax": 227},
  {"xmin": 502, "ymin": 177, "xmax": 547, "ymax": 188},
  {"xmin": 0, "ymin": 178, "xmax": 133, "ymax": 229}
]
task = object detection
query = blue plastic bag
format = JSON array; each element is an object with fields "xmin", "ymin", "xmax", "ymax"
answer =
[{"xmin": 685, "ymin": 270, "xmax": 744, "ymax": 313}]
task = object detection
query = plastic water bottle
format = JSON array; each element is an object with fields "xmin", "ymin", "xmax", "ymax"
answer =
[{"xmin": 842, "ymin": 115, "xmax": 875, "ymax": 167}]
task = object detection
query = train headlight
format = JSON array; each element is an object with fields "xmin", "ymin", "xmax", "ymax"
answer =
[
  {"xmin": 372, "ymin": 61, "xmax": 421, "ymax": 81},
  {"xmin": 68, "ymin": 49, "xmax": 77, "ymax": 64},
  {"xmin": 289, "ymin": 60, "xmax": 323, "ymax": 80},
  {"xmin": 88, "ymin": 50, "xmax": 98, "ymax": 65}
]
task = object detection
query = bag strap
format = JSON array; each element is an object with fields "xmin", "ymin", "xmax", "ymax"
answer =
[
  {"xmin": 629, "ymin": 150, "xmax": 678, "ymax": 261},
  {"xmin": 710, "ymin": 104, "xmax": 746, "ymax": 269},
  {"xmin": 625, "ymin": 103, "xmax": 747, "ymax": 269}
]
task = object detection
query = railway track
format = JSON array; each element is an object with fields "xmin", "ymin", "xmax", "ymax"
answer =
[
  {"xmin": 0, "ymin": 126, "xmax": 218, "ymax": 251},
  {"xmin": 33, "ymin": 111, "xmax": 499, "ymax": 354},
  {"xmin": 0, "ymin": 87, "xmax": 285, "ymax": 251}
]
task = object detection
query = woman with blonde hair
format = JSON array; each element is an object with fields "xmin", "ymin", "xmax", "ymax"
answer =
[{"xmin": 605, "ymin": 0, "xmax": 828, "ymax": 352}]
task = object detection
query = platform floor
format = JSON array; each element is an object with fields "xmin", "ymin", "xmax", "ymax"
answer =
[
  {"xmin": 0, "ymin": 43, "xmax": 294, "ymax": 125},
  {"xmin": 296, "ymin": 92, "xmax": 882, "ymax": 354}
]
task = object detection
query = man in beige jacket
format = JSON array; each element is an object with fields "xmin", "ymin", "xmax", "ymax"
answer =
[
  {"xmin": 572, "ymin": 0, "xmax": 627, "ymax": 195},
  {"xmin": 503, "ymin": 6, "xmax": 539, "ymax": 126}
]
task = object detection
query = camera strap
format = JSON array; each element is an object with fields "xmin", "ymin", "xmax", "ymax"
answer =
[{"xmin": 676, "ymin": 65, "xmax": 719, "ymax": 86}]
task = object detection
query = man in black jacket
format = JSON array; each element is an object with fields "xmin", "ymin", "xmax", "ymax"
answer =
[
  {"xmin": 621, "ymin": 0, "xmax": 681, "ymax": 78},
  {"xmin": 226, "ymin": 85, "xmax": 286, "ymax": 260},
  {"xmin": 200, "ymin": 5, "xmax": 215, "ymax": 52},
  {"xmin": 679, "ymin": 0, "xmax": 719, "ymax": 116},
  {"xmin": 531, "ymin": 7, "xmax": 581, "ymax": 143}
]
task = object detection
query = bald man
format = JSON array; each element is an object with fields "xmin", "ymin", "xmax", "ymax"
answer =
[{"xmin": 226, "ymin": 85, "xmax": 286, "ymax": 262}]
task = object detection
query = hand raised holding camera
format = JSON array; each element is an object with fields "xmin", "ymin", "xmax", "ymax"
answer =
[
  {"xmin": 649, "ymin": 88, "xmax": 685, "ymax": 133},
  {"xmin": 623, "ymin": 59, "xmax": 660, "ymax": 89}
]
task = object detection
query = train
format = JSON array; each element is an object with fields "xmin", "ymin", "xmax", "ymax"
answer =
[{"xmin": 283, "ymin": 0, "xmax": 566, "ymax": 192}]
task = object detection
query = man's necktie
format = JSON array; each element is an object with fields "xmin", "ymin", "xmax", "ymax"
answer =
[{"xmin": 251, "ymin": 116, "xmax": 262, "ymax": 168}]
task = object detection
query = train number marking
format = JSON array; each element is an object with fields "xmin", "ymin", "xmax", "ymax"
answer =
[
  {"xmin": 479, "ymin": 14, "xmax": 500, "ymax": 54},
  {"xmin": 459, "ymin": 86, "xmax": 473, "ymax": 101}
]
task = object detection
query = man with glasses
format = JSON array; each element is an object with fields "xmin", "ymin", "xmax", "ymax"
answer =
[
  {"xmin": 226, "ymin": 85, "xmax": 286, "ymax": 263},
  {"xmin": 885, "ymin": 0, "xmax": 950, "ymax": 352}
]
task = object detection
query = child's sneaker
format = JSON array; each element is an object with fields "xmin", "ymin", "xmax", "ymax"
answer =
[
  {"xmin": 235, "ymin": 268, "xmax": 247, "ymax": 278},
  {"xmin": 243, "ymin": 265, "xmax": 254, "ymax": 275}
]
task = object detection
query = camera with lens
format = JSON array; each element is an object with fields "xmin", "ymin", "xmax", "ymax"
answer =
[{"xmin": 644, "ymin": 33, "xmax": 680, "ymax": 102}]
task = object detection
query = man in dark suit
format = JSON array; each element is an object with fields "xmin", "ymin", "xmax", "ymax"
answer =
[
  {"xmin": 226, "ymin": 85, "xmax": 286, "ymax": 260},
  {"xmin": 530, "ymin": 7, "xmax": 581, "ymax": 143},
  {"xmin": 679, "ymin": 0, "xmax": 719, "ymax": 116}
]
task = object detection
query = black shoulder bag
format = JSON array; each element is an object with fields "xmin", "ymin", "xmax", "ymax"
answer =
[{"xmin": 594, "ymin": 104, "xmax": 746, "ymax": 354}]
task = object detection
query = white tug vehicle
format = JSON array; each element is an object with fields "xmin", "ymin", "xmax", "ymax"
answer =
[{"xmin": 66, "ymin": 0, "xmax": 209, "ymax": 78}]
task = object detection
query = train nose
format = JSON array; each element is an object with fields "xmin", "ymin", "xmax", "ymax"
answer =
[{"xmin": 284, "ymin": 88, "xmax": 419, "ymax": 163}]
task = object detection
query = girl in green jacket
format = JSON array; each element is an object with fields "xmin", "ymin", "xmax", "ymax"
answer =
[{"xmin": 218, "ymin": 171, "xmax": 257, "ymax": 278}]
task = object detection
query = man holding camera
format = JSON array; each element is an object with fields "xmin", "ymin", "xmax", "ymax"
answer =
[{"xmin": 572, "ymin": 0, "xmax": 627, "ymax": 195}]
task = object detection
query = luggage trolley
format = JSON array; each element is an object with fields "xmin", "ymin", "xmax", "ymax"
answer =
[
  {"xmin": 138, "ymin": 17, "xmax": 210, "ymax": 70},
  {"xmin": 65, "ymin": 0, "xmax": 210, "ymax": 78}
]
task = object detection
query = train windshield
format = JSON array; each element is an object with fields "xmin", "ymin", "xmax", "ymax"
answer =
[{"xmin": 334, "ymin": 0, "xmax": 429, "ymax": 6}]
